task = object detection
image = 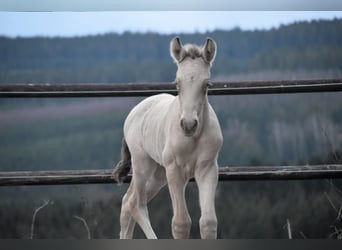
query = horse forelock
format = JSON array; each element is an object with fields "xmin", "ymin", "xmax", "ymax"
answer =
[{"xmin": 180, "ymin": 44, "xmax": 203, "ymax": 62}]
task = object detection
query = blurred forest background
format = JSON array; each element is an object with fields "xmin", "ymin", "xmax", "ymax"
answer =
[{"xmin": 0, "ymin": 18, "xmax": 342, "ymax": 238}]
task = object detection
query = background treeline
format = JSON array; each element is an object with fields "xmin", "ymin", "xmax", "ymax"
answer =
[
  {"xmin": 0, "ymin": 18, "xmax": 342, "ymax": 238},
  {"xmin": 0, "ymin": 18, "xmax": 342, "ymax": 83}
]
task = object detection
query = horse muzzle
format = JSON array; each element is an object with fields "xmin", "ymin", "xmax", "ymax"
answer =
[{"xmin": 180, "ymin": 118, "xmax": 198, "ymax": 136}]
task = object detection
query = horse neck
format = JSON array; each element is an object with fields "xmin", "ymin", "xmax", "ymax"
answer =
[{"xmin": 200, "ymin": 96, "xmax": 210, "ymax": 127}]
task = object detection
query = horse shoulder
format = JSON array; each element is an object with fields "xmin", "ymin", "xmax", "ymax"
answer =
[
  {"xmin": 207, "ymin": 105, "xmax": 223, "ymax": 144},
  {"xmin": 195, "ymin": 106, "xmax": 223, "ymax": 163}
]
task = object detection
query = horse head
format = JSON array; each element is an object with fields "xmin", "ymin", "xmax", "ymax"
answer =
[{"xmin": 170, "ymin": 37, "xmax": 217, "ymax": 136}]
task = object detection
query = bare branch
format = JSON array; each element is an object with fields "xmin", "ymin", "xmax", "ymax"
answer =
[
  {"xmin": 299, "ymin": 231, "xmax": 307, "ymax": 239},
  {"xmin": 324, "ymin": 192, "xmax": 339, "ymax": 214},
  {"xmin": 337, "ymin": 205, "xmax": 342, "ymax": 221},
  {"xmin": 286, "ymin": 219, "xmax": 292, "ymax": 239},
  {"xmin": 74, "ymin": 215, "xmax": 91, "ymax": 239},
  {"xmin": 320, "ymin": 127, "xmax": 341, "ymax": 163},
  {"xmin": 329, "ymin": 226, "xmax": 342, "ymax": 239},
  {"xmin": 328, "ymin": 180, "xmax": 342, "ymax": 197},
  {"xmin": 30, "ymin": 200, "xmax": 52, "ymax": 239}
]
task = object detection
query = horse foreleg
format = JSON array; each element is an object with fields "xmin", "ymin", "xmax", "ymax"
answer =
[
  {"xmin": 166, "ymin": 165, "xmax": 191, "ymax": 239},
  {"xmin": 195, "ymin": 164, "xmax": 219, "ymax": 239}
]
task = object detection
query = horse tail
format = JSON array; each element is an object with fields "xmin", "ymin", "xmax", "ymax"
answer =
[{"xmin": 112, "ymin": 138, "xmax": 131, "ymax": 184}]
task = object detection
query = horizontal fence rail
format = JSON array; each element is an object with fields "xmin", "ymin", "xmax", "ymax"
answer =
[
  {"xmin": 0, "ymin": 78, "xmax": 342, "ymax": 98},
  {"xmin": 1, "ymin": 165, "xmax": 342, "ymax": 186}
]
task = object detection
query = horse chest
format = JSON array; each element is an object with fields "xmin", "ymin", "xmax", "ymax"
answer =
[{"xmin": 165, "ymin": 137, "xmax": 200, "ymax": 175}]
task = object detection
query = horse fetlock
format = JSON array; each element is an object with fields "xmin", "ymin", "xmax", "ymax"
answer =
[
  {"xmin": 172, "ymin": 217, "xmax": 191, "ymax": 239},
  {"xmin": 199, "ymin": 217, "xmax": 217, "ymax": 239}
]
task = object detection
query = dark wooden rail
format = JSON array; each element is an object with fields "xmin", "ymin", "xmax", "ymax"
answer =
[
  {"xmin": 0, "ymin": 78, "xmax": 341, "ymax": 97},
  {"xmin": 1, "ymin": 165, "xmax": 342, "ymax": 186}
]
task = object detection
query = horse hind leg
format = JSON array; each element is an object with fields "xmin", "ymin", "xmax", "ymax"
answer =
[
  {"xmin": 146, "ymin": 165, "xmax": 166, "ymax": 201},
  {"xmin": 122, "ymin": 153, "xmax": 164, "ymax": 239},
  {"xmin": 119, "ymin": 164, "xmax": 166, "ymax": 239},
  {"xmin": 113, "ymin": 138, "xmax": 135, "ymax": 238},
  {"xmin": 119, "ymin": 184, "xmax": 136, "ymax": 239}
]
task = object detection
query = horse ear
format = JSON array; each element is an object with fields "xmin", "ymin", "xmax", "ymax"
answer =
[
  {"xmin": 170, "ymin": 36, "xmax": 184, "ymax": 63},
  {"xmin": 203, "ymin": 37, "xmax": 217, "ymax": 65}
]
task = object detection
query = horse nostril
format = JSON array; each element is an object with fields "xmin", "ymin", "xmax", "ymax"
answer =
[{"xmin": 193, "ymin": 119, "xmax": 198, "ymax": 130}]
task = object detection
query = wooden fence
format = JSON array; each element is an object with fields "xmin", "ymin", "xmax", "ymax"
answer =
[
  {"xmin": 0, "ymin": 79, "xmax": 341, "ymax": 97},
  {"xmin": 1, "ymin": 165, "xmax": 342, "ymax": 186},
  {"xmin": 0, "ymin": 78, "xmax": 342, "ymax": 186}
]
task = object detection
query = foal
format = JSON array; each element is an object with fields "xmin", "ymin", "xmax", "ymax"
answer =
[{"xmin": 112, "ymin": 37, "xmax": 222, "ymax": 239}]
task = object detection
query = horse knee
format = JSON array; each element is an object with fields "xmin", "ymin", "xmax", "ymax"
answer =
[
  {"xmin": 199, "ymin": 216, "xmax": 217, "ymax": 239},
  {"xmin": 172, "ymin": 216, "xmax": 192, "ymax": 239},
  {"xmin": 120, "ymin": 193, "xmax": 136, "ymax": 218},
  {"xmin": 120, "ymin": 194, "xmax": 131, "ymax": 218},
  {"xmin": 124, "ymin": 193, "xmax": 148, "ymax": 222}
]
